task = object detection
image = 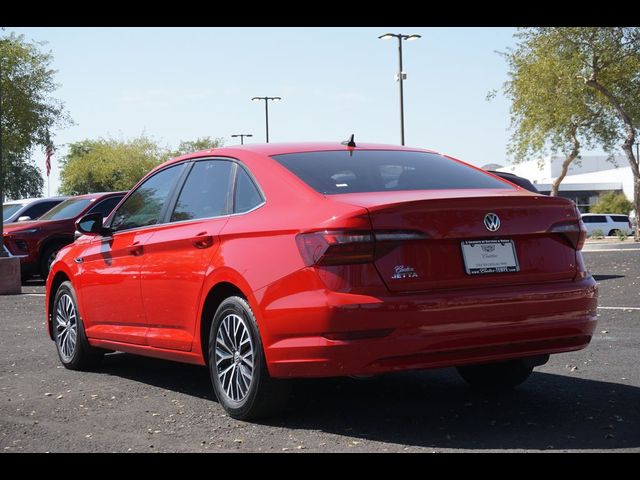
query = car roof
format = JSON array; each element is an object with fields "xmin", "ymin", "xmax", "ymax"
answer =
[
  {"xmin": 581, "ymin": 213, "xmax": 627, "ymax": 216},
  {"xmin": 68, "ymin": 191, "xmax": 127, "ymax": 200},
  {"xmin": 159, "ymin": 142, "xmax": 440, "ymax": 169},
  {"xmin": 4, "ymin": 196, "xmax": 68, "ymax": 205}
]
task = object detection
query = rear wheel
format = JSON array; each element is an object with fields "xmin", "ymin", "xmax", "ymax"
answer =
[
  {"xmin": 208, "ymin": 296, "xmax": 290, "ymax": 420},
  {"xmin": 456, "ymin": 360, "xmax": 533, "ymax": 389},
  {"xmin": 608, "ymin": 229, "xmax": 620, "ymax": 236},
  {"xmin": 53, "ymin": 281, "xmax": 104, "ymax": 370}
]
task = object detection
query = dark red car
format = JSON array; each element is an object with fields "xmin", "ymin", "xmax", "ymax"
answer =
[
  {"xmin": 45, "ymin": 143, "xmax": 597, "ymax": 420},
  {"xmin": 3, "ymin": 192, "xmax": 125, "ymax": 278}
]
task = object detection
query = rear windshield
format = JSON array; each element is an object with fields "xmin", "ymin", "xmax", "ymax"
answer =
[{"xmin": 271, "ymin": 150, "xmax": 511, "ymax": 194}]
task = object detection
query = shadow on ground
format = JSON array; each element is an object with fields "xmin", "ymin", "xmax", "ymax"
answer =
[
  {"xmin": 593, "ymin": 275, "xmax": 626, "ymax": 282},
  {"xmin": 97, "ymin": 353, "xmax": 639, "ymax": 451}
]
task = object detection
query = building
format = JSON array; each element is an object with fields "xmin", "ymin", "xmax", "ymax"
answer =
[{"xmin": 493, "ymin": 154, "xmax": 635, "ymax": 214}]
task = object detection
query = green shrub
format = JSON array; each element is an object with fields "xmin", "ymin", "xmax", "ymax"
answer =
[
  {"xmin": 616, "ymin": 230, "xmax": 628, "ymax": 241},
  {"xmin": 590, "ymin": 229, "xmax": 605, "ymax": 239}
]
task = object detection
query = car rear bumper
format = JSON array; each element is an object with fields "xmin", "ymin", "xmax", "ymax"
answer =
[{"xmin": 259, "ymin": 276, "xmax": 598, "ymax": 378}]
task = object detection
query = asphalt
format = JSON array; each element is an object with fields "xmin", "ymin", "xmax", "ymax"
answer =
[{"xmin": 1, "ymin": 250, "xmax": 639, "ymax": 453}]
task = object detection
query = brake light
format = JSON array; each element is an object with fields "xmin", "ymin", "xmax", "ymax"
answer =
[
  {"xmin": 296, "ymin": 229, "xmax": 428, "ymax": 266},
  {"xmin": 296, "ymin": 231, "xmax": 374, "ymax": 266},
  {"xmin": 549, "ymin": 220, "xmax": 587, "ymax": 250}
]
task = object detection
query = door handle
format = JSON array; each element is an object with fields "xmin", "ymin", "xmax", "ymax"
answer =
[
  {"xmin": 192, "ymin": 233, "xmax": 214, "ymax": 249},
  {"xmin": 128, "ymin": 242, "xmax": 144, "ymax": 256}
]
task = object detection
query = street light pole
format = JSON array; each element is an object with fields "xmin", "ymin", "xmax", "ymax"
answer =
[
  {"xmin": 378, "ymin": 33, "xmax": 421, "ymax": 146},
  {"xmin": 231, "ymin": 134, "xmax": 253, "ymax": 145},
  {"xmin": 251, "ymin": 96, "xmax": 282, "ymax": 143}
]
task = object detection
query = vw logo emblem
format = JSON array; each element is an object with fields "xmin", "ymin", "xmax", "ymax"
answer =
[{"xmin": 484, "ymin": 213, "xmax": 500, "ymax": 232}]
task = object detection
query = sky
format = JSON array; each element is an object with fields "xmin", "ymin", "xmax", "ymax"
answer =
[{"xmin": 9, "ymin": 26, "xmax": 528, "ymax": 196}]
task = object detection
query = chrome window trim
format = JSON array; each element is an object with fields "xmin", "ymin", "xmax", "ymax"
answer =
[{"xmin": 101, "ymin": 201, "xmax": 266, "ymax": 241}]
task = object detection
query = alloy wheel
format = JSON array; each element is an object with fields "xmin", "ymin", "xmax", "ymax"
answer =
[
  {"xmin": 55, "ymin": 293, "xmax": 78, "ymax": 362},
  {"xmin": 215, "ymin": 313, "xmax": 255, "ymax": 402}
]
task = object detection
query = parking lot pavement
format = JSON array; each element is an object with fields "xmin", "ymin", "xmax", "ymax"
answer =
[{"xmin": 1, "ymin": 251, "xmax": 639, "ymax": 453}]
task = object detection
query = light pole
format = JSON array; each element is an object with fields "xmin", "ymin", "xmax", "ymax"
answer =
[
  {"xmin": 251, "ymin": 96, "xmax": 281, "ymax": 143},
  {"xmin": 378, "ymin": 33, "xmax": 421, "ymax": 146},
  {"xmin": 231, "ymin": 134, "xmax": 253, "ymax": 145}
]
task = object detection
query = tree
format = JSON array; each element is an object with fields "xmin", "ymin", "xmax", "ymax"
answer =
[
  {"xmin": 59, "ymin": 136, "xmax": 163, "ymax": 195},
  {"xmin": 59, "ymin": 135, "xmax": 225, "ymax": 195},
  {"xmin": 3, "ymin": 152, "xmax": 43, "ymax": 199},
  {"xmin": 501, "ymin": 29, "xmax": 618, "ymax": 196},
  {"xmin": 511, "ymin": 28, "xmax": 640, "ymax": 219},
  {"xmin": 0, "ymin": 32, "xmax": 71, "ymax": 198},
  {"xmin": 168, "ymin": 136, "xmax": 224, "ymax": 158},
  {"xmin": 590, "ymin": 191, "xmax": 634, "ymax": 215}
]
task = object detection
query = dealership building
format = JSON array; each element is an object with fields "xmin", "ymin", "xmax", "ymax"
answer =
[{"xmin": 487, "ymin": 154, "xmax": 636, "ymax": 214}]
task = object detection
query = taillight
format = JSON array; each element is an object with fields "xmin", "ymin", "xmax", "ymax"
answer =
[
  {"xmin": 296, "ymin": 231, "xmax": 375, "ymax": 266},
  {"xmin": 296, "ymin": 229, "xmax": 428, "ymax": 266},
  {"xmin": 549, "ymin": 220, "xmax": 587, "ymax": 250}
]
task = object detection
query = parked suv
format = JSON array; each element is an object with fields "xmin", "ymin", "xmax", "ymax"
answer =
[
  {"xmin": 581, "ymin": 213, "xmax": 633, "ymax": 236},
  {"xmin": 3, "ymin": 197, "xmax": 68, "ymax": 224},
  {"xmin": 2, "ymin": 192, "xmax": 125, "ymax": 278}
]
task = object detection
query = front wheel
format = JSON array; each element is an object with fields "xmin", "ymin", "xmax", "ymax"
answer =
[
  {"xmin": 208, "ymin": 296, "xmax": 290, "ymax": 420},
  {"xmin": 41, "ymin": 243, "xmax": 64, "ymax": 278},
  {"xmin": 456, "ymin": 360, "xmax": 533, "ymax": 389},
  {"xmin": 53, "ymin": 281, "xmax": 104, "ymax": 370}
]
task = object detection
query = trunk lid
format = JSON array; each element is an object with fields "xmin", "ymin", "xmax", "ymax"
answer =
[{"xmin": 332, "ymin": 189, "xmax": 579, "ymax": 292}]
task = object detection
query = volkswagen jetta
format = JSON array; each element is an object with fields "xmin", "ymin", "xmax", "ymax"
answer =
[{"xmin": 45, "ymin": 142, "xmax": 597, "ymax": 420}]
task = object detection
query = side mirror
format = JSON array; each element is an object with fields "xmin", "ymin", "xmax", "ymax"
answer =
[
  {"xmin": 75, "ymin": 213, "xmax": 112, "ymax": 237},
  {"xmin": 17, "ymin": 216, "xmax": 31, "ymax": 222}
]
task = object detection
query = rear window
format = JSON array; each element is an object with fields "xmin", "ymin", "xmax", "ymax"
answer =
[
  {"xmin": 271, "ymin": 150, "xmax": 511, "ymax": 194},
  {"xmin": 610, "ymin": 215, "xmax": 629, "ymax": 223}
]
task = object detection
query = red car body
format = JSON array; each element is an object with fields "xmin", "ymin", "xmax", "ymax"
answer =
[
  {"xmin": 45, "ymin": 143, "xmax": 597, "ymax": 416},
  {"xmin": 3, "ymin": 192, "xmax": 126, "ymax": 278}
]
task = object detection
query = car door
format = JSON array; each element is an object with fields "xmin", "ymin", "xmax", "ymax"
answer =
[
  {"xmin": 78, "ymin": 164, "xmax": 186, "ymax": 345},
  {"xmin": 140, "ymin": 159, "xmax": 235, "ymax": 351}
]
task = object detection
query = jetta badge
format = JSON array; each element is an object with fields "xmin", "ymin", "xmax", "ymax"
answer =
[{"xmin": 484, "ymin": 213, "xmax": 501, "ymax": 232}]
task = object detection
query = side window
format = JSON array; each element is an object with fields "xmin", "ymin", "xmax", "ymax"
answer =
[
  {"xmin": 170, "ymin": 160, "xmax": 233, "ymax": 222},
  {"xmin": 23, "ymin": 201, "xmax": 60, "ymax": 220},
  {"xmin": 111, "ymin": 165, "xmax": 183, "ymax": 231},
  {"xmin": 87, "ymin": 196, "xmax": 123, "ymax": 217},
  {"xmin": 234, "ymin": 167, "xmax": 263, "ymax": 213},
  {"xmin": 610, "ymin": 215, "xmax": 629, "ymax": 223}
]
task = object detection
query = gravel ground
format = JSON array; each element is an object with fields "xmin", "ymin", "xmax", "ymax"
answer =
[{"xmin": 1, "ymin": 250, "xmax": 638, "ymax": 453}]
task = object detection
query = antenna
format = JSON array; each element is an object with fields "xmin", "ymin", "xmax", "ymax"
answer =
[{"xmin": 341, "ymin": 134, "xmax": 356, "ymax": 148}]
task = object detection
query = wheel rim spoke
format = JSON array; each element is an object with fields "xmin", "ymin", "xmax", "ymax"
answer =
[
  {"xmin": 215, "ymin": 313, "xmax": 254, "ymax": 402},
  {"xmin": 55, "ymin": 293, "xmax": 78, "ymax": 362}
]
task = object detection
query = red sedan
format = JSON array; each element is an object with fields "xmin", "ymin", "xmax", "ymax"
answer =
[{"xmin": 45, "ymin": 142, "xmax": 597, "ymax": 420}]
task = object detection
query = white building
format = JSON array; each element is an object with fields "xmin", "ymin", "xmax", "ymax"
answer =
[{"xmin": 493, "ymin": 154, "xmax": 635, "ymax": 213}]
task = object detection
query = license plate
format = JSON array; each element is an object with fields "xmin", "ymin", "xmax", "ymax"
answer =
[{"xmin": 461, "ymin": 239, "xmax": 519, "ymax": 275}]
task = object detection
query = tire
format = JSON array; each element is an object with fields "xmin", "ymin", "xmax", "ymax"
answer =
[
  {"xmin": 608, "ymin": 229, "xmax": 620, "ymax": 236},
  {"xmin": 40, "ymin": 243, "xmax": 65, "ymax": 279},
  {"xmin": 53, "ymin": 281, "xmax": 104, "ymax": 370},
  {"xmin": 208, "ymin": 296, "xmax": 290, "ymax": 420},
  {"xmin": 456, "ymin": 360, "xmax": 533, "ymax": 390}
]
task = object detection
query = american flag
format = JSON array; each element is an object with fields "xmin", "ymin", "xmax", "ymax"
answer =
[{"xmin": 45, "ymin": 144, "xmax": 53, "ymax": 177}]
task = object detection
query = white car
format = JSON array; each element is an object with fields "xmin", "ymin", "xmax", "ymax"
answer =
[
  {"xmin": 3, "ymin": 197, "xmax": 68, "ymax": 224},
  {"xmin": 581, "ymin": 213, "xmax": 633, "ymax": 236}
]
